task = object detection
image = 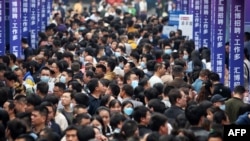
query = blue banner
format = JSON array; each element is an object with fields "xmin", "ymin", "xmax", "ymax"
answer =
[
  {"xmin": 9, "ymin": 0, "xmax": 22, "ymax": 58},
  {"xmin": 229, "ymin": 0, "xmax": 245, "ymax": 89},
  {"xmin": 168, "ymin": 10, "xmax": 184, "ymax": 27},
  {"xmin": 22, "ymin": 0, "xmax": 30, "ymax": 39},
  {"xmin": 181, "ymin": 0, "xmax": 189, "ymax": 14},
  {"xmin": 200, "ymin": 0, "xmax": 211, "ymax": 48},
  {"xmin": 37, "ymin": 0, "xmax": 41, "ymax": 33},
  {"xmin": 211, "ymin": 0, "xmax": 227, "ymax": 83},
  {"xmin": 30, "ymin": 0, "xmax": 37, "ymax": 49},
  {"xmin": 175, "ymin": 0, "xmax": 182, "ymax": 11},
  {"xmin": 41, "ymin": 0, "xmax": 47, "ymax": 31},
  {"xmin": 188, "ymin": 0, "xmax": 194, "ymax": 14},
  {"xmin": 46, "ymin": 0, "xmax": 52, "ymax": 26},
  {"xmin": 193, "ymin": 0, "xmax": 201, "ymax": 49},
  {"xmin": 0, "ymin": 0, "xmax": 5, "ymax": 55}
]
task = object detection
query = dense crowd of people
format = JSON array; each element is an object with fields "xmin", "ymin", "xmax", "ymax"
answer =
[{"xmin": 1, "ymin": 0, "xmax": 250, "ymax": 141}]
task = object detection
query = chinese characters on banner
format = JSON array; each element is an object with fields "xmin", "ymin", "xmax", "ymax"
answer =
[
  {"xmin": 0, "ymin": 0, "xmax": 5, "ymax": 55},
  {"xmin": 193, "ymin": 0, "xmax": 201, "ymax": 49},
  {"xmin": 30, "ymin": 0, "xmax": 37, "ymax": 49},
  {"xmin": 9, "ymin": 0, "xmax": 21, "ymax": 58},
  {"xmin": 211, "ymin": 0, "xmax": 226, "ymax": 83},
  {"xmin": 41, "ymin": 0, "xmax": 47, "ymax": 31},
  {"xmin": 181, "ymin": 0, "xmax": 189, "ymax": 14},
  {"xmin": 200, "ymin": 0, "xmax": 211, "ymax": 48},
  {"xmin": 188, "ymin": 0, "xmax": 194, "ymax": 15},
  {"xmin": 175, "ymin": 0, "xmax": 182, "ymax": 11},
  {"xmin": 229, "ymin": 0, "xmax": 244, "ymax": 89},
  {"xmin": 37, "ymin": 0, "xmax": 41, "ymax": 33},
  {"xmin": 46, "ymin": 0, "xmax": 52, "ymax": 26},
  {"xmin": 22, "ymin": 0, "xmax": 30, "ymax": 39}
]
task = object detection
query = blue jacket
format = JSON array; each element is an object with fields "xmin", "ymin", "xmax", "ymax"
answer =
[{"xmin": 235, "ymin": 112, "xmax": 250, "ymax": 125}]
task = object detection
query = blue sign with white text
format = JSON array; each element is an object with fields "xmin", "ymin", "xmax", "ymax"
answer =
[
  {"xmin": 0, "ymin": 0, "xmax": 5, "ymax": 55},
  {"xmin": 9, "ymin": 0, "xmax": 21, "ymax": 58}
]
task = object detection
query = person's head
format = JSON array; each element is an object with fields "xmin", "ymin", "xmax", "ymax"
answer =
[
  {"xmin": 154, "ymin": 63, "xmax": 167, "ymax": 76},
  {"xmin": 132, "ymin": 106, "xmax": 151, "ymax": 126},
  {"xmin": 210, "ymin": 94, "xmax": 227, "ymax": 109},
  {"xmin": 0, "ymin": 108, "xmax": 9, "ymax": 128},
  {"xmin": 73, "ymin": 113, "xmax": 91, "ymax": 126},
  {"xmin": 172, "ymin": 65, "xmax": 184, "ymax": 78},
  {"xmin": 31, "ymin": 105, "xmax": 48, "ymax": 127},
  {"xmin": 124, "ymin": 62, "xmax": 136, "ymax": 74},
  {"xmin": 0, "ymin": 86, "xmax": 8, "ymax": 108},
  {"xmin": 14, "ymin": 95, "xmax": 27, "ymax": 113},
  {"xmin": 144, "ymin": 87, "xmax": 160, "ymax": 104},
  {"xmin": 168, "ymin": 88, "xmax": 187, "ymax": 108},
  {"xmin": 206, "ymin": 106, "xmax": 220, "ymax": 122},
  {"xmin": 72, "ymin": 93, "xmax": 89, "ymax": 107},
  {"xmin": 106, "ymin": 83, "xmax": 120, "ymax": 98},
  {"xmin": 109, "ymin": 99, "xmax": 122, "ymax": 113},
  {"xmin": 185, "ymin": 104, "xmax": 205, "ymax": 126},
  {"xmin": 25, "ymin": 94, "xmax": 42, "ymax": 113},
  {"xmin": 124, "ymin": 71, "xmax": 139, "ymax": 86},
  {"xmin": 120, "ymin": 120, "xmax": 139, "ymax": 139},
  {"xmin": 87, "ymin": 78, "xmax": 103, "ymax": 95},
  {"xmin": 61, "ymin": 90, "xmax": 73, "ymax": 107},
  {"xmin": 106, "ymin": 58, "xmax": 116, "ymax": 72},
  {"xmin": 15, "ymin": 134, "xmax": 36, "ymax": 141},
  {"xmin": 64, "ymin": 125, "xmax": 80, "ymax": 141},
  {"xmin": 83, "ymin": 70, "xmax": 95, "ymax": 84},
  {"xmin": 3, "ymin": 100, "xmax": 16, "ymax": 117},
  {"xmin": 40, "ymin": 67, "xmax": 51, "ymax": 83},
  {"xmin": 62, "ymin": 69, "xmax": 74, "ymax": 84},
  {"xmin": 95, "ymin": 64, "xmax": 106, "ymax": 79},
  {"xmin": 40, "ymin": 101, "xmax": 56, "ymax": 122},
  {"xmin": 207, "ymin": 131, "xmax": 223, "ymax": 141},
  {"xmin": 53, "ymin": 82, "xmax": 66, "ymax": 98},
  {"xmin": 77, "ymin": 126, "xmax": 95, "ymax": 141},
  {"xmin": 68, "ymin": 80, "xmax": 82, "ymax": 93},
  {"xmin": 121, "ymin": 100, "xmax": 134, "ymax": 117},
  {"xmin": 233, "ymin": 85, "xmax": 246, "ymax": 99},
  {"xmin": 4, "ymin": 71, "xmax": 18, "ymax": 87},
  {"xmin": 120, "ymin": 84, "xmax": 134, "ymax": 98},
  {"xmin": 96, "ymin": 106, "xmax": 111, "ymax": 126},
  {"xmin": 110, "ymin": 113, "xmax": 126, "ymax": 130},
  {"xmin": 213, "ymin": 109, "xmax": 229, "ymax": 125},
  {"xmin": 90, "ymin": 114, "xmax": 105, "ymax": 134},
  {"xmin": 14, "ymin": 68, "xmax": 24, "ymax": 83},
  {"xmin": 5, "ymin": 119, "xmax": 27, "ymax": 140},
  {"xmin": 36, "ymin": 81, "xmax": 49, "ymax": 98},
  {"xmin": 148, "ymin": 99, "xmax": 166, "ymax": 113},
  {"xmin": 73, "ymin": 104, "xmax": 88, "ymax": 116},
  {"xmin": 149, "ymin": 113, "xmax": 169, "ymax": 135}
]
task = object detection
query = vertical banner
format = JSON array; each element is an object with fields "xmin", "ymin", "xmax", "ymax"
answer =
[
  {"xmin": 229, "ymin": 0, "xmax": 245, "ymax": 89},
  {"xmin": 0, "ymin": 0, "xmax": 5, "ymax": 55},
  {"xmin": 30, "ymin": 0, "xmax": 37, "ymax": 49},
  {"xmin": 41, "ymin": 0, "xmax": 47, "ymax": 31},
  {"xmin": 188, "ymin": 0, "xmax": 194, "ymax": 14},
  {"xmin": 36, "ymin": 0, "xmax": 41, "ymax": 33},
  {"xmin": 9, "ymin": 0, "xmax": 21, "ymax": 58},
  {"xmin": 211, "ymin": 0, "xmax": 227, "ymax": 83},
  {"xmin": 175, "ymin": 0, "xmax": 182, "ymax": 11},
  {"xmin": 181, "ymin": 0, "xmax": 189, "ymax": 14},
  {"xmin": 22, "ymin": 0, "xmax": 30, "ymax": 39},
  {"xmin": 200, "ymin": 0, "xmax": 211, "ymax": 48},
  {"xmin": 193, "ymin": 0, "xmax": 201, "ymax": 49},
  {"xmin": 46, "ymin": 0, "xmax": 52, "ymax": 26}
]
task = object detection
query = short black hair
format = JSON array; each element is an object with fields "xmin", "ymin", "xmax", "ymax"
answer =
[
  {"xmin": 26, "ymin": 94, "xmax": 42, "ymax": 107},
  {"xmin": 87, "ymin": 78, "xmax": 99, "ymax": 93}
]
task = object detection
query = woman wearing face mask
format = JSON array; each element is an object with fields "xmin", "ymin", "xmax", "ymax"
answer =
[{"xmin": 121, "ymin": 100, "xmax": 134, "ymax": 119}]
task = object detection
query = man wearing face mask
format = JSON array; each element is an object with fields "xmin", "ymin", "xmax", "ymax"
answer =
[
  {"xmin": 34, "ymin": 67, "xmax": 54, "ymax": 94},
  {"xmin": 210, "ymin": 94, "xmax": 227, "ymax": 111}
]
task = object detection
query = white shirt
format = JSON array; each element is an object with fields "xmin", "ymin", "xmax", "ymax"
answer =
[{"xmin": 149, "ymin": 75, "xmax": 163, "ymax": 87}]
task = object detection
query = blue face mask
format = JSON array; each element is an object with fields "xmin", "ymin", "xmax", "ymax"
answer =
[
  {"xmin": 219, "ymin": 104, "xmax": 225, "ymax": 111},
  {"xmin": 124, "ymin": 107, "xmax": 133, "ymax": 116},
  {"xmin": 183, "ymin": 55, "xmax": 189, "ymax": 60},
  {"xmin": 115, "ymin": 52, "xmax": 121, "ymax": 57},
  {"xmin": 59, "ymin": 76, "xmax": 66, "ymax": 83},
  {"xmin": 131, "ymin": 80, "xmax": 139, "ymax": 89},
  {"xmin": 140, "ymin": 62, "xmax": 146, "ymax": 69},
  {"xmin": 40, "ymin": 76, "xmax": 50, "ymax": 83},
  {"xmin": 164, "ymin": 49, "xmax": 172, "ymax": 55}
]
